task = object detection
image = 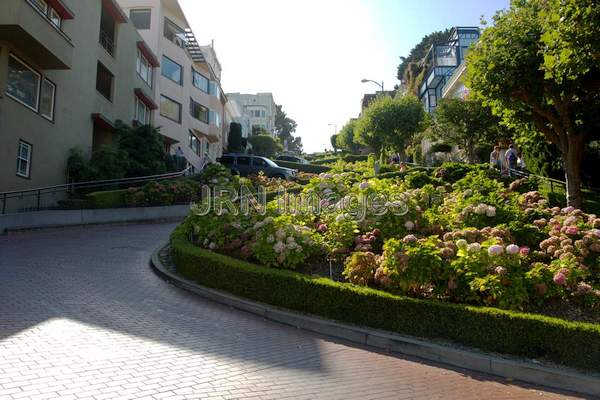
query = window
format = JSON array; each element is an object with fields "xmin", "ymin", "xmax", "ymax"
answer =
[
  {"xmin": 261, "ymin": 110, "xmax": 266, "ymax": 118},
  {"xmin": 192, "ymin": 69, "xmax": 209, "ymax": 92},
  {"xmin": 135, "ymin": 97, "xmax": 151, "ymax": 124},
  {"xmin": 16, "ymin": 141, "xmax": 32, "ymax": 178},
  {"xmin": 39, "ymin": 79, "xmax": 56, "ymax": 121},
  {"xmin": 136, "ymin": 50, "xmax": 152, "ymax": 86},
  {"xmin": 160, "ymin": 95, "xmax": 181, "ymax": 123},
  {"xmin": 161, "ymin": 56, "xmax": 182, "ymax": 85},
  {"xmin": 6, "ymin": 55, "xmax": 41, "ymax": 111},
  {"xmin": 237, "ymin": 156, "xmax": 250, "ymax": 166},
  {"xmin": 210, "ymin": 110, "xmax": 221, "ymax": 128},
  {"xmin": 209, "ymin": 81, "xmax": 219, "ymax": 97},
  {"xmin": 130, "ymin": 9, "xmax": 151, "ymax": 30},
  {"xmin": 253, "ymin": 158, "xmax": 267, "ymax": 167},
  {"xmin": 188, "ymin": 131, "xmax": 200, "ymax": 156},
  {"xmin": 96, "ymin": 62, "xmax": 113, "ymax": 101},
  {"xmin": 49, "ymin": 8, "xmax": 61, "ymax": 28},
  {"xmin": 164, "ymin": 18, "xmax": 185, "ymax": 48},
  {"xmin": 31, "ymin": 0, "xmax": 48, "ymax": 13},
  {"xmin": 190, "ymin": 99, "xmax": 209, "ymax": 123}
]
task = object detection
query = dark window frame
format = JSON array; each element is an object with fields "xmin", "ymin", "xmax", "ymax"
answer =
[
  {"xmin": 96, "ymin": 62, "xmax": 114, "ymax": 101},
  {"xmin": 160, "ymin": 94, "xmax": 182, "ymax": 123},
  {"xmin": 16, "ymin": 139, "xmax": 33, "ymax": 180},
  {"xmin": 130, "ymin": 8, "xmax": 151, "ymax": 30},
  {"xmin": 161, "ymin": 55, "xmax": 183, "ymax": 85}
]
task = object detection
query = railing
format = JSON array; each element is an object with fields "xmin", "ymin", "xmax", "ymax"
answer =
[
  {"xmin": 1, "ymin": 168, "xmax": 192, "ymax": 215},
  {"xmin": 99, "ymin": 30, "xmax": 114, "ymax": 56}
]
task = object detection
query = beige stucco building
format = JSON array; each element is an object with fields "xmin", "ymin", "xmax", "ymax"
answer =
[
  {"xmin": 0, "ymin": 0, "xmax": 160, "ymax": 193},
  {"xmin": 226, "ymin": 92, "xmax": 277, "ymax": 137},
  {"xmin": 116, "ymin": 0, "xmax": 228, "ymax": 173}
]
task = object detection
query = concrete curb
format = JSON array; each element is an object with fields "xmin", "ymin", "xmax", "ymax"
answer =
[
  {"xmin": 0, "ymin": 205, "xmax": 190, "ymax": 233},
  {"xmin": 150, "ymin": 244, "xmax": 600, "ymax": 397}
]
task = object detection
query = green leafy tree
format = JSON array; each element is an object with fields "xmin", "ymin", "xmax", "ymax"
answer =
[
  {"xmin": 88, "ymin": 145, "xmax": 129, "ymax": 181},
  {"xmin": 466, "ymin": 0, "xmax": 600, "ymax": 208},
  {"xmin": 287, "ymin": 136, "xmax": 303, "ymax": 153},
  {"xmin": 432, "ymin": 98, "xmax": 507, "ymax": 163},
  {"xmin": 274, "ymin": 105, "xmax": 298, "ymax": 145},
  {"xmin": 117, "ymin": 122, "xmax": 167, "ymax": 177},
  {"xmin": 330, "ymin": 134, "xmax": 339, "ymax": 152},
  {"xmin": 248, "ymin": 134, "xmax": 283, "ymax": 158},
  {"xmin": 355, "ymin": 95, "xmax": 426, "ymax": 157},
  {"xmin": 228, "ymin": 122, "xmax": 243, "ymax": 153},
  {"xmin": 336, "ymin": 120, "xmax": 360, "ymax": 153},
  {"xmin": 252, "ymin": 126, "xmax": 270, "ymax": 136}
]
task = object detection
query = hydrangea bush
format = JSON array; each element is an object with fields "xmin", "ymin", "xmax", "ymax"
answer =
[{"xmin": 183, "ymin": 161, "xmax": 600, "ymax": 313}]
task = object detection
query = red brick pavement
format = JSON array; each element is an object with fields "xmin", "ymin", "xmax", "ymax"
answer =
[{"xmin": 0, "ymin": 223, "xmax": 589, "ymax": 400}]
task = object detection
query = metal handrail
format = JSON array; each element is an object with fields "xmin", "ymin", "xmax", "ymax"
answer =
[{"xmin": 1, "ymin": 168, "xmax": 192, "ymax": 214}]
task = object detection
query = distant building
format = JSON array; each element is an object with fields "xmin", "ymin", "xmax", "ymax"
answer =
[
  {"xmin": 226, "ymin": 93, "xmax": 277, "ymax": 137},
  {"xmin": 418, "ymin": 26, "xmax": 480, "ymax": 113}
]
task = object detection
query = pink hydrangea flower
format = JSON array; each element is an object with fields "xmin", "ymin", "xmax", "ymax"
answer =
[
  {"xmin": 488, "ymin": 245, "xmax": 504, "ymax": 256},
  {"xmin": 562, "ymin": 206, "xmax": 576, "ymax": 214},
  {"xmin": 403, "ymin": 234, "xmax": 417, "ymax": 244},
  {"xmin": 317, "ymin": 224, "xmax": 328, "ymax": 233},
  {"xmin": 359, "ymin": 181, "xmax": 370, "ymax": 190},
  {"xmin": 565, "ymin": 226, "xmax": 579, "ymax": 236},
  {"xmin": 495, "ymin": 266, "xmax": 507, "ymax": 276},
  {"xmin": 553, "ymin": 272, "xmax": 567, "ymax": 286},
  {"xmin": 519, "ymin": 247, "xmax": 530, "ymax": 256},
  {"xmin": 506, "ymin": 244, "xmax": 520, "ymax": 255}
]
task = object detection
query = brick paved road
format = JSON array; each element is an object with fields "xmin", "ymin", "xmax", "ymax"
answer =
[{"xmin": 0, "ymin": 223, "xmax": 589, "ymax": 399}]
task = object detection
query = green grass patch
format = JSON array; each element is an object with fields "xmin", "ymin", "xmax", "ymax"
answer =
[{"xmin": 170, "ymin": 226, "xmax": 600, "ymax": 372}]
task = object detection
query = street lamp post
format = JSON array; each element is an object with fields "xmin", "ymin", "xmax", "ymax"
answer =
[{"xmin": 361, "ymin": 78, "xmax": 384, "ymax": 92}]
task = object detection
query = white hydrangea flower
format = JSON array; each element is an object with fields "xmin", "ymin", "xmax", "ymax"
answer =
[
  {"xmin": 276, "ymin": 229, "xmax": 287, "ymax": 240},
  {"xmin": 266, "ymin": 235, "xmax": 275, "ymax": 244},
  {"xmin": 273, "ymin": 242, "xmax": 286, "ymax": 254},
  {"xmin": 475, "ymin": 204, "xmax": 488, "ymax": 215},
  {"xmin": 506, "ymin": 244, "xmax": 520, "ymax": 255},
  {"xmin": 486, "ymin": 206, "xmax": 497, "ymax": 218},
  {"xmin": 209, "ymin": 242, "xmax": 217, "ymax": 250},
  {"xmin": 467, "ymin": 243, "xmax": 481, "ymax": 253},
  {"xmin": 404, "ymin": 220, "xmax": 415, "ymax": 231}
]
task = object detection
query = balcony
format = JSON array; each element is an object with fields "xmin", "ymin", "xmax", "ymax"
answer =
[
  {"xmin": 0, "ymin": 0, "xmax": 74, "ymax": 69},
  {"xmin": 99, "ymin": 29, "xmax": 114, "ymax": 56}
]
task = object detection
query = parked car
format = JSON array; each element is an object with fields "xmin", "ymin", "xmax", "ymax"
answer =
[
  {"xmin": 218, "ymin": 154, "xmax": 297, "ymax": 180},
  {"xmin": 276, "ymin": 155, "xmax": 310, "ymax": 164}
]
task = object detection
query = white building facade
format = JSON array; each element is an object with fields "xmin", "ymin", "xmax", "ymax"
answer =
[
  {"xmin": 116, "ymin": 0, "xmax": 227, "ymax": 172},
  {"xmin": 226, "ymin": 92, "xmax": 277, "ymax": 137}
]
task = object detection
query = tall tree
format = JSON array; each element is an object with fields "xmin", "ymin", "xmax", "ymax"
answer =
[
  {"xmin": 274, "ymin": 104, "xmax": 298, "ymax": 144},
  {"xmin": 248, "ymin": 135, "xmax": 283, "ymax": 158},
  {"xmin": 330, "ymin": 134, "xmax": 339, "ymax": 152},
  {"xmin": 117, "ymin": 122, "xmax": 167, "ymax": 177},
  {"xmin": 355, "ymin": 95, "xmax": 426, "ymax": 157},
  {"xmin": 397, "ymin": 29, "xmax": 451, "ymax": 95},
  {"xmin": 432, "ymin": 98, "xmax": 506, "ymax": 163},
  {"xmin": 227, "ymin": 122, "xmax": 243, "ymax": 153},
  {"xmin": 466, "ymin": 0, "xmax": 600, "ymax": 208},
  {"xmin": 336, "ymin": 120, "xmax": 360, "ymax": 153}
]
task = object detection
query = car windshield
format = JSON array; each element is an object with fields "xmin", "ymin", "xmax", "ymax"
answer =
[{"xmin": 263, "ymin": 158, "xmax": 279, "ymax": 167}]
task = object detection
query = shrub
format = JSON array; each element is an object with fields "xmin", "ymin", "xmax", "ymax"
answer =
[
  {"xmin": 433, "ymin": 162, "xmax": 487, "ymax": 183},
  {"xmin": 86, "ymin": 190, "xmax": 127, "ymax": 209},
  {"xmin": 404, "ymin": 171, "xmax": 441, "ymax": 189},
  {"xmin": 274, "ymin": 160, "xmax": 332, "ymax": 174},
  {"xmin": 170, "ymin": 227, "xmax": 600, "ymax": 372}
]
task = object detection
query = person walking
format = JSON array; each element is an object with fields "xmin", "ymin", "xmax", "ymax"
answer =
[
  {"xmin": 490, "ymin": 146, "xmax": 501, "ymax": 170},
  {"xmin": 505, "ymin": 144, "xmax": 518, "ymax": 176}
]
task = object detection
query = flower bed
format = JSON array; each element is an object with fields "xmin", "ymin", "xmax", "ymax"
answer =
[
  {"xmin": 170, "ymin": 226, "xmax": 600, "ymax": 372},
  {"xmin": 183, "ymin": 161, "xmax": 600, "ymax": 318}
]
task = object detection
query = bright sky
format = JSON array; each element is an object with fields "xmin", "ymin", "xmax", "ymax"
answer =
[{"xmin": 181, "ymin": 0, "xmax": 509, "ymax": 153}]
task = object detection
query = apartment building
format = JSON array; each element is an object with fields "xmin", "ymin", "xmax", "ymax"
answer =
[
  {"xmin": 226, "ymin": 92, "xmax": 277, "ymax": 137},
  {"xmin": 116, "ymin": 0, "xmax": 227, "ymax": 172},
  {"xmin": 418, "ymin": 26, "xmax": 480, "ymax": 113},
  {"xmin": 0, "ymin": 0, "xmax": 159, "ymax": 192}
]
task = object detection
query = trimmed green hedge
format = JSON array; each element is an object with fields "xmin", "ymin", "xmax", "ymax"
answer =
[
  {"xmin": 86, "ymin": 189, "xmax": 127, "ymax": 209},
  {"xmin": 342, "ymin": 154, "xmax": 369, "ymax": 163},
  {"xmin": 170, "ymin": 226, "xmax": 600, "ymax": 372},
  {"xmin": 274, "ymin": 160, "xmax": 332, "ymax": 174}
]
